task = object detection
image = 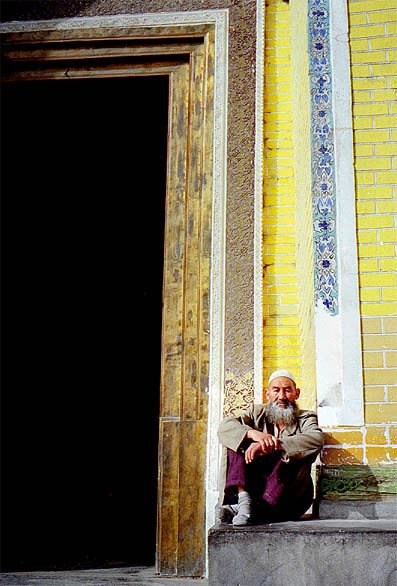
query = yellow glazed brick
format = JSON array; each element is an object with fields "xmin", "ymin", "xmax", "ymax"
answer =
[
  {"xmin": 389, "ymin": 426, "xmax": 397, "ymax": 444},
  {"xmin": 364, "ymin": 386, "xmax": 386, "ymax": 402},
  {"xmin": 353, "ymin": 117, "xmax": 373, "ymax": 130},
  {"xmin": 372, "ymin": 64, "xmax": 397, "ymax": 77},
  {"xmin": 356, "ymin": 171, "xmax": 375, "ymax": 185},
  {"xmin": 362, "ymin": 334, "xmax": 397, "ymax": 350},
  {"xmin": 357, "ymin": 216, "xmax": 394, "ymax": 229},
  {"xmin": 321, "ymin": 447, "xmax": 363, "ymax": 465},
  {"xmin": 363, "ymin": 352, "xmax": 384, "ymax": 367},
  {"xmin": 364, "ymin": 372, "xmax": 397, "ymax": 390},
  {"xmin": 355, "ymin": 157, "xmax": 391, "ymax": 170},
  {"xmin": 356, "ymin": 186, "xmax": 393, "ymax": 199},
  {"xmin": 368, "ymin": 9, "xmax": 397, "ymax": 24},
  {"xmin": 352, "ymin": 78, "xmax": 387, "ymax": 90},
  {"xmin": 281, "ymin": 316, "xmax": 299, "ymax": 326},
  {"xmin": 382, "ymin": 289, "xmax": 397, "ymax": 301},
  {"xmin": 373, "ymin": 116, "xmax": 397, "ymax": 129},
  {"xmin": 265, "ymin": 110, "xmax": 290, "ymax": 123},
  {"xmin": 361, "ymin": 302, "xmax": 397, "ymax": 315},
  {"xmin": 352, "ymin": 64, "xmax": 371, "ymax": 77},
  {"xmin": 266, "ymin": 347, "xmax": 301, "ymax": 357},
  {"xmin": 380, "ymin": 229, "xmax": 397, "ymax": 242},
  {"xmin": 264, "ymin": 235, "xmax": 295, "ymax": 245},
  {"xmin": 388, "ymin": 388, "xmax": 397, "ymax": 402},
  {"xmin": 358, "ymin": 244, "xmax": 395, "ymax": 257},
  {"xmin": 358, "ymin": 259, "xmax": 379, "ymax": 271},
  {"xmin": 267, "ymin": 304, "xmax": 298, "ymax": 315},
  {"xmin": 348, "ymin": 0, "xmax": 397, "ymax": 12},
  {"xmin": 388, "ymin": 50, "xmax": 397, "ymax": 62},
  {"xmin": 366, "ymin": 447, "xmax": 397, "ymax": 465},
  {"xmin": 358, "ymin": 244, "xmax": 395, "ymax": 258},
  {"xmin": 355, "ymin": 144, "xmax": 374, "ymax": 156},
  {"xmin": 375, "ymin": 143, "xmax": 397, "ymax": 155},
  {"xmin": 351, "ymin": 39, "xmax": 370, "ymax": 51},
  {"xmin": 386, "ymin": 23, "xmax": 397, "ymax": 34},
  {"xmin": 350, "ymin": 25, "xmax": 385, "ymax": 39},
  {"xmin": 383, "ymin": 317, "xmax": 397, "ymax": 333},
  {"xmin": 349, "ymin": 13, "xmax": 367, "ymax": 25},
  {"xmin": 376, "ymin": 201, "xmax": 397, "ymax": 213},
  {"xmin": 366, "ymin": 427, "xmax": 387, "ymax": 444},
  {"xmin": 265, "ymin": 325, "xmax": 299, "ymax": 336},
  {"xmin": 386, "ymin": 353, "xmax": 397, "ymax": 367},
  {"xmin": 365, "ymin": 403, "xmax": 397, "ymax": 424},
  {"xmin": 355, "ymin": 172, "xmax": 375, "ymax": 185},
  {"xmin": 352, "ymin": 51, "xmax": 387, "ymax": 64},
  {"xmin": 354, "ymin": 129, "xmax": 390, "ymax": 142},
  {"xmin": 358, "ymin": 232, "xmax": 378, "ymax": 244},
  {"xmin": 361, "ymin": 288, "xmax": 381, "ymax": 301},
  {"xmin": 380, "ymin": 259, "xmax": 397, "ymax": 271},
  {"xmin": 324, "ymin": 431, "xmax": 363, "ymax": 445},
  {"xmin": 371, "ymin": 37, "xmax": 397, "ymax": 50},
  {"xmin": 360, "ymin": 273, "xmax": 397, "ymax": 286},
  {"xmin": 361, "ymin": 318, "xmax": 382, "ymax": 333},
  {"xmin": 263, "ymin": 245, "xmax": 296, "ymax": 255},
  {"xmin": 280, "ymin": 295, "xmax": 298, "ymax": 305},
  {"xmin": 353, "ymin": 90, "xmax": 372, "ymax": 104}
]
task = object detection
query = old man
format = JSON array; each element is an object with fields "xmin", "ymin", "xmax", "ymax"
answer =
[{"xmin": 217, "ymin": 370, "xmax": 324, "ymax": 526}]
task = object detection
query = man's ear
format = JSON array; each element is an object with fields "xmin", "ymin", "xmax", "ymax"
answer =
[
  {"xmin": 295, "ymin": 387, "xmax": 301, "ymax": 400},
  {"xmin": 265, "ymin": 388, "xmax": 270, "ymax": 401}
]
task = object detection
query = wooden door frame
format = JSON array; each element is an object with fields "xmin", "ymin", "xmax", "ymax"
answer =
[{"xmin": 1, "ymin": 15, "xmax": 223, "ymax": 576}]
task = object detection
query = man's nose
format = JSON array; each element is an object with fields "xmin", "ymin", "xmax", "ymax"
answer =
[{"xmin": 278, "ymin": 389, "xmax": 287, "ymax": 399}]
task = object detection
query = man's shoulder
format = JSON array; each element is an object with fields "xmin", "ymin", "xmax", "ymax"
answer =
[{"xmin": 297, "ymin": 409, "xmax": 319, "ymax": 421}]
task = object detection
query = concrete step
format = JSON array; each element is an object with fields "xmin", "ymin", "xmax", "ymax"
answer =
[
  {"xmin": 0, "ymin": 567, "xmax": 208, "ymax": 586},
  {"xmin": 208, "ymin": 518, "xmax": 397, "ymax": 586}
]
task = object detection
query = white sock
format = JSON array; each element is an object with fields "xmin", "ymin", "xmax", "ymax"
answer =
[{"xmin": 233, "ymin": 491, "xmax": 252, "ymax": 526}]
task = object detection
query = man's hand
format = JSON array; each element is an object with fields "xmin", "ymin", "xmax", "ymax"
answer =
[
  {"xmin": 246, "ymin": 429, "xmax": 279, "ymax": 454},
  {"xmin": 245, "ymin": 441, "xmax": 264, "ymax": 463}
]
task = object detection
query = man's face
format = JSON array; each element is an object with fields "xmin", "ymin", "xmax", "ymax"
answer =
[{"xmin": 265, "ymin": 376, "xmax": 300, "ymax": 409}]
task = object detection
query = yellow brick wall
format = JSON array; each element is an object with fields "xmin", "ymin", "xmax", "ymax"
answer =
[
  {"xmin": 263, "ymin": 0, "xmax": 303, "ymax": 395},
  {"xmin": 263, "ymin": 0, "xmax": 396, "ymax": 468},
  {"xmin": 323, "ymin": 0, "xmax": 397, "ymax": 467},
  {"xmin": 290, "ymin": 0, "xmax": 317, "ymax": 411}
]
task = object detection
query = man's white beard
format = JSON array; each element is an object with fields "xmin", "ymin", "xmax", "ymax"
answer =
[{"xmin": 265, "ymin": 401, "xmax": 299, "ymax": 427}]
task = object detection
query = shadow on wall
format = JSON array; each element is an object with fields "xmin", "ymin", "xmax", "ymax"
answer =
[
  {"xmin": 317, "ymin": 436, "xmax": 397, "ymax": 520},
  {"xmin": 0, "ymin": 1, "xmax": 97, "ymax": 22}
]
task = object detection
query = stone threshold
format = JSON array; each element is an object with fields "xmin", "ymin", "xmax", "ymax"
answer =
[{"xmin": 0, "ymin": 566, "xmax": 208, "ymax": 586}]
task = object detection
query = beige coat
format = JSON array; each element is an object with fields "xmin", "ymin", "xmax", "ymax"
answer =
[{"xmin": 217, "ymin": 404, "xmax": 324, "ymax": 503}]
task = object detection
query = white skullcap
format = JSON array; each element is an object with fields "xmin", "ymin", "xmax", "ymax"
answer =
[{"xmin": 268, "ymin": 369, "xmax": 296, "ymax": 386}]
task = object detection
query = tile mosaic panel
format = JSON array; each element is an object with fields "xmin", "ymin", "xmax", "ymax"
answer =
[{"xmin": 308, "ymin": 0, "xmax": 338, "ymax": 316}]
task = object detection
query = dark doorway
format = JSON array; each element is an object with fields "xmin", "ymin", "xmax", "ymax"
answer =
[{"xmin": 1, "ymin": 75, "xmax": 168, "ymax": 571}]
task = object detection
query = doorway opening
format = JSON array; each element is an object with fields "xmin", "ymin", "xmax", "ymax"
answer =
[{"xmin": 1, "ymin": 75, "xmax": 169, "ymax": 571}]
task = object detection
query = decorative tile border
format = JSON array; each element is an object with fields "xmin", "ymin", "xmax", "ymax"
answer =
[
  {"xmin": 310, "ymin": 0, "xmax": 364, "ymax": 427},
  {"xmin": 308, "ymin": 0, "xmax": 338, "ymax": 316}
]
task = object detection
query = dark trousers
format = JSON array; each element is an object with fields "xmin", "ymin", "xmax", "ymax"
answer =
[{"xmin": 225, "ymin": 448, "xmax": 313, "ymax": 521}]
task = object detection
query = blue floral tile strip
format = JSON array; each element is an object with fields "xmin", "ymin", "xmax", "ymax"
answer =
[{"xmin": 308, "ymin": 0, "xmax": 338, "ymax": 315}]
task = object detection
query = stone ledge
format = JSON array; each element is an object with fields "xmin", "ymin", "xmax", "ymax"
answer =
[{"xmin": 208, "ymin": 519, "xmax": 397, "ymax": 586}]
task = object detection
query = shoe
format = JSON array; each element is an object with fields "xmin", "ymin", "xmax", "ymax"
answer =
[
  {"xmin": 220, "ymin": 504, "xmax": 238, "ymax": 523},
  {"xmin": 232, "ymin": 492, "xmax": 252, "ymax": 526}
]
